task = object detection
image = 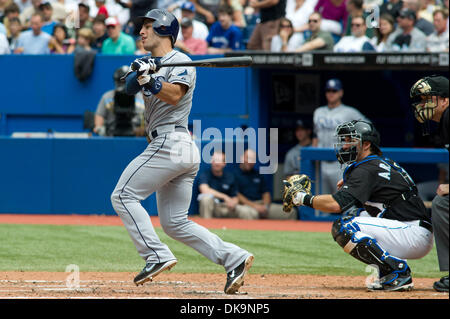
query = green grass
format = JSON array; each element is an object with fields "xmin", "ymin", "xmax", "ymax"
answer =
[{"xmin": 0, "ymin": 224, "xmax": 442, "ymax": 278}]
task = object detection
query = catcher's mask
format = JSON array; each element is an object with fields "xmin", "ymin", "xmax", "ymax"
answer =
[
  {"xmin": 334, "ymin": 120, "xmax": 381, "ymax": 165},
  {"xmin": 410, "ymin": 75, "xmax": 449, "ymax": 134}
]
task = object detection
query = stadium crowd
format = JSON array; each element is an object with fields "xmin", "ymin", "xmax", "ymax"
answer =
[{"xmin": 0, "ymin": 0, "xmax": 448, "ymax": 55}]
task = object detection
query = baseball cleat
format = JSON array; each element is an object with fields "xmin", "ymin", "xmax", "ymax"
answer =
[
  {"xmin": 224, "ymin": 255, "xmax": 254, "ymax": 294},
  {"xmin": 367, "ymin": 272, "xmax": 414, "ymax": 292},
  {"xmin": 134, "ymin": 259, "xmax": 177, "ymax": 286},
  {"xmin": 433, "ymin": 275, "xmax": 449, "ymax": 292}
]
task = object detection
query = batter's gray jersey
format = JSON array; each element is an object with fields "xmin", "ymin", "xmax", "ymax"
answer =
[
  {"xmin": 142, "ymin": 50, "xmax": 196, "ymax": 134},
  {"xmin": 313, "ymin": 104, "xmax": 369, "ymax": 148}
]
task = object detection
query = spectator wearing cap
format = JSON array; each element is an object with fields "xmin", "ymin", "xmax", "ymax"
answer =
[
  {"xmin": 295, "ymin": 11, "xmax": 335, "ymax": 52},
  {"xmin": 426, "ymin": 8, "xmax": 449, "ymax": 52},
  {"xmin": 175, "ymin": 17, "xmax": 208, "ymax": 54},
  {"xmin": 92, "ymin": 14, "xmax": 108, "ymax": 50},
  {"xmin": 39, "ymin": 2, "xmax": 57, "ymax": 35},
  {"xmin": 14, "ymin": 11, "xmax": 51, "ymax": 53},
  {"xmin": 246, "ymin": 0, "xmax": 287, "ymax": 51},
  {"xmin": 176, "ymin": 1, "xmax": 209, "ymax": 41},
  {"xmin": 206, "ymin": 4, "xmax": 242, "ymax": 53},
  {"xmin": 386, "ymin": 8, "xmax": 427, "ymax": 51},
  {"xmin": 283, "ymin": 119, "xmax": 312, "ymax": 178},
  {"xmin": 312, "ymin": 78, "xmax": 370, "ymax": 195},
  {"xmin": 101, "ymin": 16, "xmax": 135, "ymax": 54},
  {"xmin": 402, "ymin": 0, "xmax": 434, "ymax": 35},
  {"xmin": 333, "ymin": 15, "xmax": 375, "ymax": 52}
]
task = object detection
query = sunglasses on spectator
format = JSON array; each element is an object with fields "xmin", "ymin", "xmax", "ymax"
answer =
[
  {"xmin": 308, "ymin": 19, "xmax": 319, "ymax": 23},
  {"xmin": 280, "ymin": 24, "xmax": 292, "ymax": 28}
]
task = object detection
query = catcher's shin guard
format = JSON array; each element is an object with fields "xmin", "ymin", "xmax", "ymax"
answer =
[{"xmin": 331, "ymin": 218, "xmax": 409, "ymax": 277}]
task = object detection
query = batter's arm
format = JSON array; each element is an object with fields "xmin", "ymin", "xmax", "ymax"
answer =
[
  {"xmin": 125, "ymin": 73, "xmax": 142, "ymax": 95},
  {"xmin": 155, "ymin": 82, "xmax": 188, "ymax": 106}
]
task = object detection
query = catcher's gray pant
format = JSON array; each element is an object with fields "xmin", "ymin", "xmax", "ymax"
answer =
[
  {"xmin": 111, "ymin": 130, "xmax": 251, "ymax": 273},
  {"xmin": 432, "ymin": 194, "xmax": 449, "ymax": 271},
  {"xmin": 320, "ymin": 161, "xmax": 343, "ymax": 194}
]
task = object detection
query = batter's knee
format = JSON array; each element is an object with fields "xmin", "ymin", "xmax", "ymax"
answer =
[
  {"xmin": 110, "ymin": 189, "xmax": 121, "ymax": 211},
  {"xmin": 160, "ymin": 217, "xmax": 190, "ymax": 239}
]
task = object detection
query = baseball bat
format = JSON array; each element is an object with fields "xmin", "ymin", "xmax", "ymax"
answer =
[{"xmin": 120, "ymin": 56, "xmax": 252, "ymax": 81}]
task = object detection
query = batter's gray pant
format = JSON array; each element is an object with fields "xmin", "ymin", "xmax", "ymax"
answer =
[
  {"xmin": 432, "ymin": 194, "xmax": 449, "ymax": 271},
  {"xmin": 111, "ymin": 131, "xmax": 250, "ymax": 273}
]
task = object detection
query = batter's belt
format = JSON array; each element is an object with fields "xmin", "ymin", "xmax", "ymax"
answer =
[{"xmin": 147, "ymin": 125, "xmax": 187, "ymax": 142}]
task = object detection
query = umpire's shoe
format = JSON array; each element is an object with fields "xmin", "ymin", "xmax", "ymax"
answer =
[
  {"xmin": 224, "ymin": 255, "xmax": 254, "ymax": 294},
  {"xmin": 433, "ymin": 275, "xmax": 449, "ymax": 292},
  {"xmin": 134, "ymin": 259, "xmax": 177, "ymax": 286},
  {"xmin": 367, "ymin": 269, "xmax": 413, "ymax": 292}
]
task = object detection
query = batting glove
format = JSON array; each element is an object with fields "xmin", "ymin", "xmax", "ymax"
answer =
[
  {"xmin": 131, "ymin": 57, "xmax": 160, "ymax": 77},
  {"xmin": 137, "ymin": 75, "xmax": 162, "ymax": 96}
]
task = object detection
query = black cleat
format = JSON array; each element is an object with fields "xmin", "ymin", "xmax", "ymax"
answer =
[
  {"xmin": 134, "ymin": 259, "xmax": 177, "ymax": 286},
  {"xmin": 433, "ymin": 275, "xmax": 449, "ymax": 293},
  {"xmin": 368, "ymin": 270, "xmax": 414, "ymax": 292},
  {"xmin": 224, "ymin": 255, "xmax": 254, "ymax": 294}
]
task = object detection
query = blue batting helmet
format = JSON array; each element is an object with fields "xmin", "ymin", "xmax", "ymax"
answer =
[{"xmin": 137, "ymin": 9, "xmax": 179, "ymax": 47}]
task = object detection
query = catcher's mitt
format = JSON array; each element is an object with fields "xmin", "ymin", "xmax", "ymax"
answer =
[{"xmin": 282, "ymin": 174, "xmax": 312, "ymax": 212}]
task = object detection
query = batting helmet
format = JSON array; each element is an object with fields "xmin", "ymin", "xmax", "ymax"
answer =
[
  {"xmin": 137, "ymin": 9, "xmax": 179, "ymax": 47},
  {"xmin": 334, "ymin": 120, "xmax": 381, "ymax": 165}
]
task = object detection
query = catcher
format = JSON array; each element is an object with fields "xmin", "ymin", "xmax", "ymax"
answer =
[{"xmin": 283, "ymin": 120, "xmax": 434, "ymax": 291}]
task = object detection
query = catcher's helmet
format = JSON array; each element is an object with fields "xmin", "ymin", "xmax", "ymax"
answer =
[
  {"xmin": 410, "ymin": 75, "xmax": 449, "ymax": 123},
  {"xmin": 137, "ymin": 9, "xmax": 179, "ymax": 47},
  {"xmin": 334, "ymin": 120, "xmax": 381, "ymax": 165},
  {"xmin": 113, "ymin": 65, "xmax": 129, "ymax": 91}
]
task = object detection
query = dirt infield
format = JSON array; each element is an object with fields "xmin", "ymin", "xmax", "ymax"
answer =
[{"xmin": 0, "ymin": 215, "xmax": 447, "ymax": 299}]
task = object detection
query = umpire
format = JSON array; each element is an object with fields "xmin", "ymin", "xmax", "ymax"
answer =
[{"xmin": 410, "ymin": 75, "xmax": 449, "ymax": 292}]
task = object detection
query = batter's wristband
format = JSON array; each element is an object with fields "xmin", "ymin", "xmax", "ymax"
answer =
[
  {"xmin": 144, "ymin": 76, "xmax": 162, "ymax": 95},
  {"xmin": 303, "ymin": 194, "xmax": 315, "ymax": 208}
]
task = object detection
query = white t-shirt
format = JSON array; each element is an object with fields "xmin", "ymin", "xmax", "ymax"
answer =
[
  {"xmin": 0, "ymin": 32, "xmax": 11, "ymax": 54},
  {"xmin": 270, "ymin": 33, "xmax": 305, "ymax": 52},
  {"xmin": 177, "ymin": 19, "xmax": 209, "ymax": 41},
  {"xmin": 333, "ymin": 35, "xmax": 374, "ymax": 52},
  {"xmin": 285, "ymin": 0, "xmax": 317, "ymax": 29}
]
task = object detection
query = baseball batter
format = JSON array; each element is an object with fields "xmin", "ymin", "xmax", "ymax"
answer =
[
  {"xmin": 110, "ymin": 9, "xmax": 254, "ymax": 294},
  {"xmin": 283, "ymin": 120, "xmax": 434, "ymax": 291}
]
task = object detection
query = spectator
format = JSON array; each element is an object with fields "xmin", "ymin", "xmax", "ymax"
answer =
[
  {"xmin": 190, "ymin": 0, "xmax": 220, "ymax": 26},
  {"xmin": 246, "ymin": 0, "xmax": 287, "ymax": 51},
  {"xmin": 386, "ymin": 8, "xmax": 427, "ymax": 51},
  {"xmin": 418, "ymin": 0, "xmax": 438, "ymax": 23},
  {"xmin": 345, "ymin": 0, "xmax": 374, "ymax": 37},
  {"xmin": 175, "ymin": 17, "xmax": 208, "ymax": 54},
  {"xmin": 426, "ymin": 7, "xmax": 449, "ymax": 51},
  {"xmin": 14, "ymin": 12, "xmax": 51, "ymax": 54},
  {"xmin": 380, "ymin": 0, "xmax": 404, "ymax": 20},
  {"xmin": 223, "ymin": 0, "xmax": 246, "ymax": 28},
  {"xmin": 94, "ymin": 65, "xmax": 145, "ymax": 137},
  {"xmin": 313, "ymin": 0, "xmax": 348, "ymax": 37},
  {"xmin": 234, "ymin": 149, "xmax": 295, "ymax": 220},
  {"xmin": 134, "ymin": 35, "xmax": 148, "ymax": 54},
  {"xmin": 3, "ymin": 2, "xmax": 20, "ymax": 38},
  {"xmin": 114, "ymin": 0, "xmax": 157, "ymax": 36},
  {"xmin": 177, "ymin": 1, "xmax": 209, "ymax": 41},
  {"xmin": 20, "ymin": 0, "xmax": 42, "ymax": 27},
  {"xmin": 91, "ymin": 14, "xmax": 108, "ymax": 50},
  {"xmin": 0, "ymin": 0, "xmax": 12, "ymax": 22},
  {"xmin": 206, "ymin": 4, "xmax": 242, "ymax": 53},
  {"xmin": 403, "ymin": 0, "xmax": 435, "ymax": 35},
  {"xmin": 74, "ymin": 27, "xmax": 95, "ymax": 53},
  {"xmin": 283, "ymin": 119, "xmax": 313, "ymax": 178},
  {"xmin": 101, "ymin": 16, "xmax": 135, "ymax": 54},
  {"xmin": 270, "ymin": 17, "xmax": 305, "ymax": 51},
  {"xmin": 312, "ymin": 78, "xmax": 369, "ymax": 195},
  {"xmin": 78, "ymin": 3, "xmax": 93, "ymax": 30},
  {"xmin": 39, "ymin": 2, "xmax": 57, "ymax": 35},
  {"xmin": 333, "ymin": 15, "xmax": 375, "ymax": 51},
  {"xmin": 95, "ymin": 0, "xmax": 109, "ymax": 18},
  {"xmin": 7, "ymin": 15, "xmax": 20, "ymax": 51},
  {"xmin": 370, "ymin": 12, "xmax": 395, "ymax": 51},
  {"xmin": 49, "ymin": 0, "xmax": 69, "ymax": 23},
  {"xmin": 48, "ymin": 22, "xmax": 75, "ymax": 53},
  {"xmin": 0, "ymin": 21, "xmax": 5, "ymax": 34},
  {"xmin": 285, "ymin": 0, "xmax": 316, "ymax": 32},
  {"xmin": 0, "ymin": 28, "xmax": 9, "ymax": 53},
  {"xmin": 197, "ymin": 151, "xmax": 248, "ymax": 219},
  {"xmin": 295, "ymin": 11, "xmax": 334, "ymax": 51}
]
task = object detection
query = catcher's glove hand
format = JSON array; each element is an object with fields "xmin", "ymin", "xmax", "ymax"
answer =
[{"xmin": 282, "ymin": 174, "xmax": 312, "ymax": 213}]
